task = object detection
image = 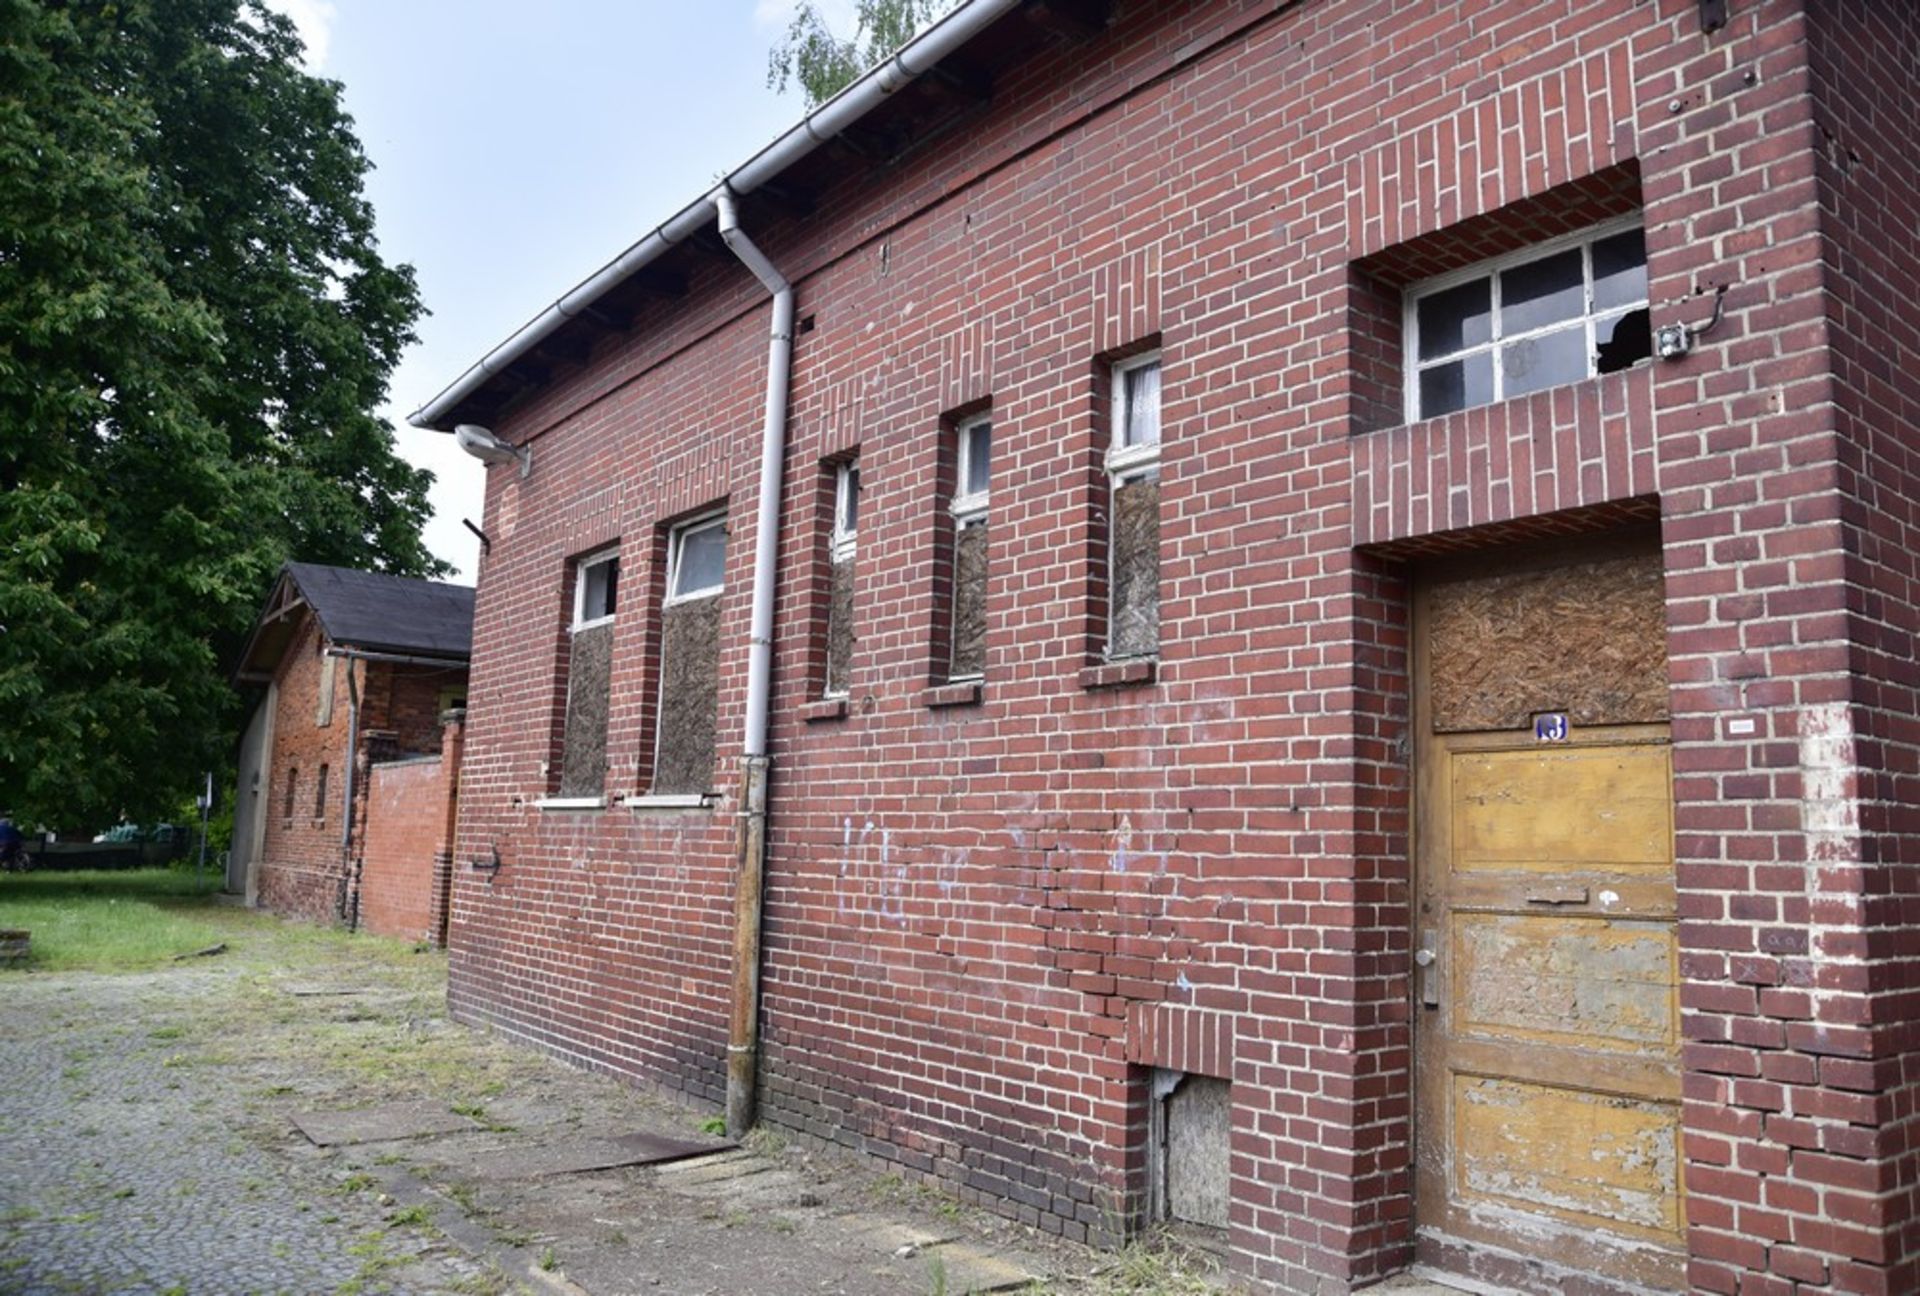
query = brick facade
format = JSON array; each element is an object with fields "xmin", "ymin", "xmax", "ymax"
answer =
[
  {"xmin": 254, "ymin": 610, "xmax": 467, "ymax": 929},
  {"xmin": 359, "ymin": 716, "xmax": 464, "ymax": 945},
  {"xmin": 441, "ymin": 2, "xmax": 1920, "ymax": 1292}
]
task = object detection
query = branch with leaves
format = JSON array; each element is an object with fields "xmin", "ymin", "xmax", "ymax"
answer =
[{"xmin": 766, "ymin": 0, "xmax": 957, "ymax": 107}]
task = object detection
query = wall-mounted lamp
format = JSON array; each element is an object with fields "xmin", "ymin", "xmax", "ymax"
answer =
[
  {"xmin": 455, "ymin": 424, "xmax": 531, "ymax": 478},
  {"xmin": 1655, "ymin": 284, "xmax": 1728, "ymax": 361}
]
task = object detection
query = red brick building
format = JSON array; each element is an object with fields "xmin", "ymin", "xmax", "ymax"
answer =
[
  {"xmin": 411, "ymin": 2, "xmax": 1919, "ymax": 1292},
  {"xmin": 233, "ymin": 563, "xmax": 472, "ymax": 941}
]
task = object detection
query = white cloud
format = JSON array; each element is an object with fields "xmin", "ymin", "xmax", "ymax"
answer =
[{"xmin": 264, "ymin": 0, "xmax": 336, "ymax": 70}]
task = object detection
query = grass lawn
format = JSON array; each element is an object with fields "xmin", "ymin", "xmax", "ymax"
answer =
[{"xmin": 0, "ymin": 868, "xmax": 243, "ymax": 971}]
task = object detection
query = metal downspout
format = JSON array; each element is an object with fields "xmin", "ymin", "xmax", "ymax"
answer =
[
  {"xmin": 712, "ymin": 186, "xmax": 793, "ymax": 1138},
  {"xmin": 340, "ymin": 659, "xmax": 362, "ymax": 929}
]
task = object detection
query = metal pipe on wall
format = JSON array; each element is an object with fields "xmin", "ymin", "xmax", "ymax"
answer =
[{"xmin": 712, "ymin": 186, "xmax": 793, "ymax": 1138}]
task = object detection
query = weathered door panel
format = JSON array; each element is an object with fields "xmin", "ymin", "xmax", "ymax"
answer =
[{"xmin": 1413, "ymin": 545, "xmax": 1680, "ymax": 1293}]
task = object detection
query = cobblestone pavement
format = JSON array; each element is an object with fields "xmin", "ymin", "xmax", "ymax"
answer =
[
  {"xmin": 0, "ymin": 899, "xmax": 1227, "ymax": 1296},
  {"xmin": 0, "ymin": 967, "xmax": 478, "ymax": 1295}
]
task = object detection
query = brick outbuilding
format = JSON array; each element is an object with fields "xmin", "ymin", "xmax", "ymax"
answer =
[
  {"xmin": 232, "ymin": 562, "xmax": 472, "ymax": 942},
  {"xmin": 412, "ymin": 2, "xmax": 1920, "ymax": 1292}
]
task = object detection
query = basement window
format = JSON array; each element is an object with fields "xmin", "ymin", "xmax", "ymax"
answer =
[
  {"xmin": 1149, "ymin": 1070, "xmax": 1230, "ymax": 1236},
  {"xmin": 557, "ymin": 548, "xmax": 618, "ymax": 800},
  {"xmin": 946, "ymin": 414, "xmax": 990, "ymax": 681},
  {"xmin": 1406, "ymin": 217, "xmax": 1649, "ymax": 421},
  {"xmin": 653, "ymin": 513, "xmax": 726, "ymax": 796},
  {"xmin": 1106, "ymin": 354, "xmax": 1162, "ymax": 661},
  {"xmin": 824, "ymin": 460, "xmax": 860, "ymax": 698}
]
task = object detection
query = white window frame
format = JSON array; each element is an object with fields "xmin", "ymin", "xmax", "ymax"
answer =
[
  {"xmin": 951, "ymin": 413, "xmax": 991, "ymax": 526},
  {"xmin": 1402, "ymin": 213, "xmax": 1648, "ymax": 424},
  {"xmin": 573, "ymin": 547, "xmax": 620, "ymax": 630},
  {"xmin": 665, "ymin": 511, "xmax": 726, "ymax": 606},
  {"xmin": 1106, "ymin": 353, "xmax": 1163, "ymax": 483},
  {"xmin": 831, "ymin": 461, "xmax": 859, "ymax": 564}
]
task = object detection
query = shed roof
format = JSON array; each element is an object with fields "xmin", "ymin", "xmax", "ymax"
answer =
[{"xmin": 233, "ymin": 562, "xmax": 475, "ymax": 684}]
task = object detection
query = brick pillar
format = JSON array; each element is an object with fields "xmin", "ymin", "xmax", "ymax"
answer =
[
  {"xmin": 1638, "ymin": 3, "xmax": 1913, "ymax": 1291},
  {"xmin": 428, "ymin": 710, "xmax": 466, "ymax": 949}
]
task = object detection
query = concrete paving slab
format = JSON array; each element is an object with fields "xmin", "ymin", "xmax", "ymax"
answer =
[
  {"xmin": 457, "ymin": 1131, "xmax": 732, "ymax": 1180},
  {"xmin": 673, "ymin": 1170, "xmax": 806, "ymax": 1208},
  {"xmin": 657, "ymin": 1157, "xmax": 777, "ymax": 1188},
  {"xmin": 652, "ymin": 1148, "xmax": 758, "ymax": 1178},
  {"xmin": 923, "ymin": 1243, "xmax": 1036, "ymax": 1294},
  {"xmin": 834, "ymin": 1213, "xmax": 958, "ymax": 1256},
  {"xmin": 290, "ymin": 1099, "xmax": 480, "ymax": 1146}
]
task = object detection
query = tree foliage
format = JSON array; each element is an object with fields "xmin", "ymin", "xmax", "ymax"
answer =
[
  {"xmin": 766, "ymin": 0, "xmax": 955, "ymax": 107},
  {"xmin": 0, "ymin": 0, "xmax": 437, "ymax": 827}
]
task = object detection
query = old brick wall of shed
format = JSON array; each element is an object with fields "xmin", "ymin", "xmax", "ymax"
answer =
[
  {"xmin": 444, "ymin": 2, "xmax": 1920, "ymax": 1293},
  {"xmin": 256, "ymin": 614, "xmax": 466, "ymax": 928}
]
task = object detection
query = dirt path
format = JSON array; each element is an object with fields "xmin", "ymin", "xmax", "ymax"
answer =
[{"xmin": 0, "ymin": 902, "xmax": 1223, "ymax": 1296}]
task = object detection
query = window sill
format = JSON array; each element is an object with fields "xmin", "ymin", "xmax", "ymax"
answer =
[
  {"xmin": 621, "ymin": 793, "xmax": 716, "ymax": 812},
  {"xmin": 1081, "ymin": 659, "xmax": 1157, "ymax": 690},
  {"xmin": 921, "ymin": 680, "xmax": 984, "ymax": 709},
  {"xmin": 803, "ymin": 697, "xmax": 849, "ymax": 723},
  {"xmin": 534, "ymin": 796, "xmax": 606, "ymax": 812}
]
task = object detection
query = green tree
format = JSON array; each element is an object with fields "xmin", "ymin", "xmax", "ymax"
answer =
[
  {"xmin": 766, "ymin": 0, "xmax": 955, "ymax": 107},
  {"xmin": 0, "ymin": 0, "xmax": 436, "ymax": 828}
]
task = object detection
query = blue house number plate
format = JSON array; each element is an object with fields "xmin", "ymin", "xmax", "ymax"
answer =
[{"xmin": 1534, "ymin": 712, "xmax": 1571, "ymax": 743}]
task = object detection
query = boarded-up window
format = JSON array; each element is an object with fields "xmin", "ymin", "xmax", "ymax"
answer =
[
  {"xmin": 316, "ymin": 654, "xmax": 336, "ymax": 726},
  {"xmin": 825, "ymin": 462, "xmax": 859, "ymax": 697},
  {"xmin": 948, "ymin": 414, "xmax": 990, "ymax": 680},
  {"xmin": 559, "ymin": 550, "xmax": 618, "ymax": 798},
  {"xmin": 654, "ymin": 515, "xmax": 725, "ymax": 795},
  {"xmin": 1107, "ymin": 355, "xmax": 1161, "ymax": 659},
  {"xmin": 1151, "ymin": 1070, "xmax": 1230, "ymax": 1233}
]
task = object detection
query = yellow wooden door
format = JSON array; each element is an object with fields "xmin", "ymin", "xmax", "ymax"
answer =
[{"xmin": 1413, "ymin": 548, "xmax": 1681, "ymax": 1292}]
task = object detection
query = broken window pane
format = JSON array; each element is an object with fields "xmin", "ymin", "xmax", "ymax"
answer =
[{"xmin": 1595, "ymin": 307, "xmax": 1652, "ymax": 375}]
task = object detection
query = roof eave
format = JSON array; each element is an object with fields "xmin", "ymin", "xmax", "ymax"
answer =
[{"xmin": 407, "ymin": 0, "xmax": 1027, "ymax": 433}]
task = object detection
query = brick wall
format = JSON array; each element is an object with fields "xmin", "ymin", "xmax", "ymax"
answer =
[
  {"xmin": 256, "ymin": 617, "xmax": 355, "ymax": 922},
  {"xmin": 255, "ymin": 610, "xmax": 469, "ymax": 928},
  {"xmin": 358, "ymin": 716, "xmax": 464, "ymax": 946},
  {"xmin": 445, "ymin": 2, "xmax": 1918, "ymax": 1292}
]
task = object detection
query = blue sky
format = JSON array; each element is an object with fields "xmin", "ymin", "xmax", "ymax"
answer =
[{"xmin": 270, "ymin": 1, "xmax": 858, "ymax": 580}]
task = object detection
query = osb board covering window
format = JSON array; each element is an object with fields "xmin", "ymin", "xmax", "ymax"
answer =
[
  {"xmin": 559, "ymin": 622, "xmax": 613, "ymax": 796},
  {"xmin": 1429, "ymin": 551, "xmax": 1668, "ymax": 733},
  {"xmin": 1110, "ymin": 478, "xmax": 1160, "ymax": 659},
  {"xmin": 1165, "ymin": 1075, "xmax": 1230, "ymax": 1231},
  {"xmin": 655, "ymin": 596, "xmax": 721, "ymax": 795},
  {"xmin": 825, "ymin": 557, "xmax": 855, "ymax": 696},
  {"xmin": 950, "ymin": 524, "xmax": 987, "ymax": 679}
]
